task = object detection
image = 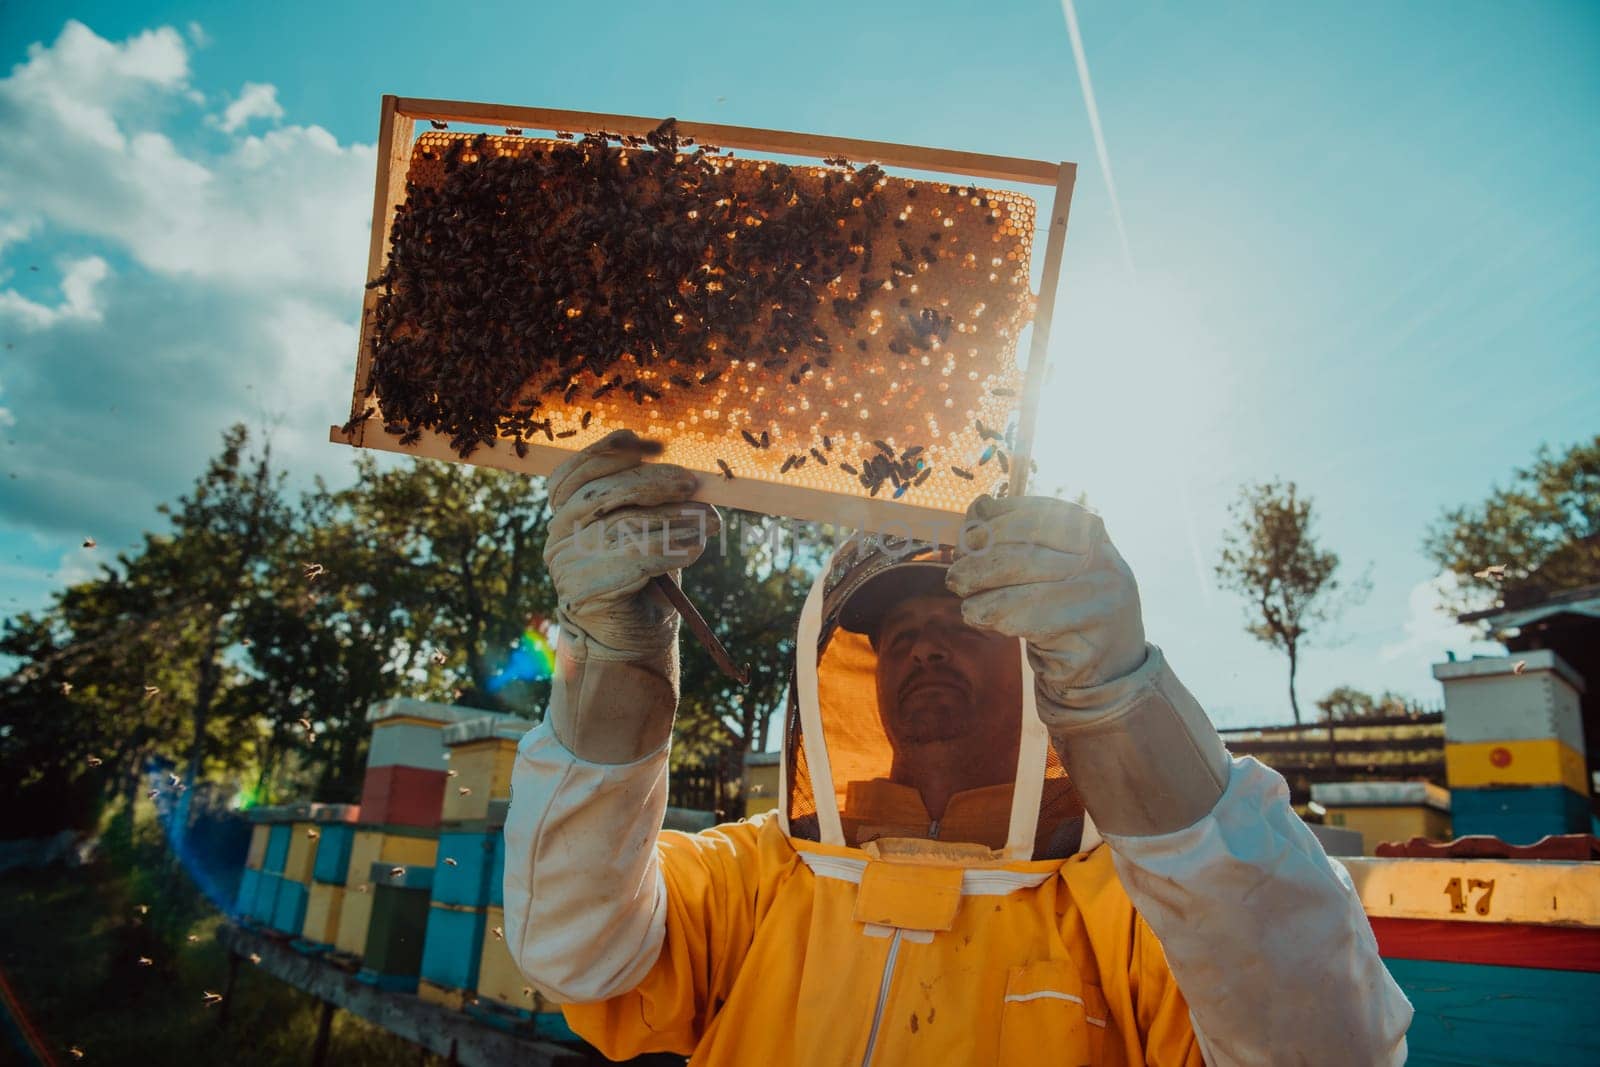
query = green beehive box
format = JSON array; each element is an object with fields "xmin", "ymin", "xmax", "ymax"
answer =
[{"xmin": 360, "ymin": 863, "xmax": 434, "ymax": 988}]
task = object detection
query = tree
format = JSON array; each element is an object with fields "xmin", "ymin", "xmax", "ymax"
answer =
[
  {"xmin": 1215, "ymin": 479, "xmax": 1367, "ymax": 725},
  {"xmin": 1315, "ymin": 685, "xmax": 1431, "ymax": 722},
  {"xmin": 1424, "ymin": 435, "xmax": 1600, "ymax": 619}
]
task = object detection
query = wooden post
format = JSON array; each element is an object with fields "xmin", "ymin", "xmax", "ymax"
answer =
[{"xmin": 311, "ymin": 999, "xmax": 336, "ymax": 1067}]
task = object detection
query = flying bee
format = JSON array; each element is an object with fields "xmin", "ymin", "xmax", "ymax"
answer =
[
  {"xmin": 444, "ymin": 857, "xmax": 459, "ymax": 867},
  {"xmin": 86, "ymin": 755, "xmax": 101, "ymax": 767},
  {"xmin": 492, "ymin": 926, "xmax": 504, "ymax": 941},
  {"xmin": 430, "ymin": 650, "xmax": 447, "ymax": 665},
  {"xmin": 447, "ymin": 769, "xmax": 458, "ymax": 778},
  {"xmin": 142, "ymin": 685, "xmax": 161, "ymax": 700},
  {"xmin": 61, "ymin": 681, "xmax": 73, "ymax": 695},
  {"xmin": 458, "ymin": 786, "xmax": 472, "ymax": 796},
  {"xmin": 716, "ymin": 459, "xmax": 734, "ymax": 480},
  {"xmin": 249, "ymin": 953, "xmax": 262, "ymax": 965},
  {"xmin": 82, "ymin": 537, "xmax": 96, "ymax": 549},
  {"xmin": 69, "ymin": 1048, "xmax": 84, "ymax": 1060},
  {"xmin": 303, "ymin": 562, "xmax": 325, "ymax": 581},
  {"xmin": 202, "ymin": 991, "xmax": 223, "ymax": 1006},
  {"xmin": 306, "ymin": 828, "xmax": 320, "ymax": 840},
  {"xmin": 187, "ymin": 935, "xmax": 200, "ymax": 943},
  {"xmin": 137, "ymin": 956, "xmax": 153, "ymax": 966},
  {"xmin": 1473, "ymin": 564, "xmax": 1507, "ymax": 581},
  {"xmin": 1513, "ymin": 660, "xmax": 1527, "ymax": 675},
  {"xmin": 297, "ymin": 717, "xmax": 313, "ymax": 732},
  {"xmin": 390, "ymin": 866, "xmax": 405, "ymax": 878},
  {"xmin": 429, "ymin": 120, "xmax": 448, "ymax": 130}
]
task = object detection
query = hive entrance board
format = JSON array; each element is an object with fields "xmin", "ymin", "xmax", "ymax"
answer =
[{"xmin": 331, "ymin": 97, "xmax": 1077, "ymax": 544}]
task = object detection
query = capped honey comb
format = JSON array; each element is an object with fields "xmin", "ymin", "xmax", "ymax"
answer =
[{"xmin": 350, "ymin": 113, "xmax": 1050, "ymax": 528}]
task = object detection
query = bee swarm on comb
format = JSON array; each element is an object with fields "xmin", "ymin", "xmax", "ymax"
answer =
[{"xmin": 358, "ymin": 119, "xmax": 1036, "ymax": 506}]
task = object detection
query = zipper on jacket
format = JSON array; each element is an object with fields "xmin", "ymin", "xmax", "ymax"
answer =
[
  {"xmin": 859, "ymin": 928, "xmax": 904, "ymax": 1067},
  {"xmin": 928, "ymin": 818, "xmax": 941, "ymax": 839}
]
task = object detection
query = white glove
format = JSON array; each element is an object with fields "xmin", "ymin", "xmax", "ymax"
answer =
[
  {"xmin": 946, "ymin": 494, "xmax": 1229, "ymax": 836},
  {"xmin": 944, "ymin": 494, "xmax": 1147, "ymax": 705},
  {"xmin": 541, "ymin": 430, "xmax": 720, "ymax": 763},
  {"xmin": 544, "ymin": 430, "xmax": 721, "ymax": 660}
]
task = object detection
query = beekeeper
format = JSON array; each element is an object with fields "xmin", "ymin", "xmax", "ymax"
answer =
[{"xmin": 504, "ymin": 430, "xmax": 1412, "ymax": 1065}]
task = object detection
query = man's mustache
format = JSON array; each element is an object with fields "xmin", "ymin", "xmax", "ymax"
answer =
[{"xmin": 898, "ymin": 668, "xmax": 972, "ymax": 704}]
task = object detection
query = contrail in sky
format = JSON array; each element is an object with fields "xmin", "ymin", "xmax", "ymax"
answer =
[{"xmin": 1061, "ymin": 0, "xmax": 1135, "ymax": 275}]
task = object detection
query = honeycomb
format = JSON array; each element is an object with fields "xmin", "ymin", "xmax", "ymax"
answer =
[{"xmin": 359, "ymin": 124, "xmax": 1037, "ymax": 513}]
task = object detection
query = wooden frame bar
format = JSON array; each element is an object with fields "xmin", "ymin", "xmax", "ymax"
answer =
[{"xmin": 333, "ymin": 95, "xmax": 1078, "ymax": 541}]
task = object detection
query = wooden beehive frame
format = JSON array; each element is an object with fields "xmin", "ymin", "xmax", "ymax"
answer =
[{"xmin": 330, "ymin": 96, "xmax": 1077, "ymax": 543}]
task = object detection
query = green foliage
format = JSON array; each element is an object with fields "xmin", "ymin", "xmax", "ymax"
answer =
[
  {"xmin": 1424, "ymin": 435, "xmax": 1600, "ymax": 620},
  {"xmin": 1215, "ymin": 479, "xmax": 1368, "ymax": 724},
  {"xmin": 1314, "ymin": 684, "xmax": 1433, "ymax": 722},
  {"xmin": 2, "ymin": 425, "xmax": 816, "ymax": 825}
]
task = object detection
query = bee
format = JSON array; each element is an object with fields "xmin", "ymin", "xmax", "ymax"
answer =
[
  {"xmin": 670, "ymin": 374, "xmax": 694, "ymax": 388},
  {"xmin": 446, "ymin": 769, "xmax": 459, "ymax": 778},
  {"xmin": 458, "ymin": 786, "xmax": 472, "ymax": 796},
  {"xmin": 306, "ymin": 828, "xmax": 320, "ymax": 840},
  {"xmin": 914, "ymin": 467, "xmax": 933, "ymax": 486},
  {"xmin": 1473, "ymin": 564, "xmax": 1507, "ymax": 581},
  {"xmin": 997, "ymin": 450, "xmax": 1009, "ymax": 474},
  {"xmin": 86, "ymin": 755, "xmax": 101, "ymax": 767},
  {"xmin": 505, "ymin": 127, "xmax": 523, "ymax": 136},
  {"xmin": 699, "ymin": 368, "xmax": 722, "ymax": 385},
  {"xmin": 581, "ymin": 411, "xmax": 592, "ymax": 429},
  {"xmin": 249, "ymin": 953, "xmax": 262, "ymax": 965},
  {"xmin": 991, "ymin": 387, "xmax": 1016, "ymax": 397},
  {"xmin": 893, "ymin": 483, "xmax": 908, "ymax": 499},
  {"xmin": 142, "ymin": 685, "xmax": 160, "ymax": 700},
  {"xmin": 555, "ymin": 130, "xmax": 575, "ymax": 140},
  {"xmin": 822, "ymin": 435, "xmax": 833, "ymax": 450},
  {"xmin": 900, "ymin": 445, "xmax": 924, "ymax": 461},
  {"xmin": 429, "ymin": 120, "xmax": 448, "ymax": 130},
  {"xmin": 563, "ymin": 383, "xmax": 579, "ymax": 404},
  {"xmin": 137, "ymin": 904, "xmax": 150, "ymax": 915},
  {"xmin": 716, "ymin": 459, "xmax": 734, "ymax": 480},
  {"xmin": 492, "ymin": 926, "xmax": 505, "ymax": 941},
  {"xmin": 147, "ymin": 789, "xmax": 160, "ymax": 800},
  {"xmin": 873, "ymin": 440, "xmax": 895, "ymax": 456},
  {"xmin": 760, "ymin": 430, "xmax": 770, "ymax": 449},
  {"xmin": 202, "ymin": 991, "xmax": 223, "ymax": 1006},
  {"xmin": 169, "ymin": 773, "xmax": 182, "ymax": 787},
  {"xmin": 390, "ymin": 866, "xmax": 405, "ymax": 878},
  {"xmin": 444, "ymin": 857, "xmax": 459, "ymax": 867},
  {"xmin": 61, "ymin": 681, "xmax": 73, "ymax": 696},
  {"xmin": 979, "ymin": 445, "xmax": 996, "ymax": 466},
  {"xmin": 297, "ymin": 717, "xmax": 313, "ymax": 732},
  {"xmin": 82, "ymin": 537, "xmax": 96, "ymax": 549},
  {"xmin": 187, "ymin": 935, "xmax": 200, "ymax": 943},
  {"xmin": 555, "ymin": 429, "xmax": 577, "ymax": 438},
  {"xmin": 839, "ymin": 462, "xmax": 859, "ymax": 476},
  {"xmin": 794, "ymin": 455, "xmax": 807, "ymax": 469},
  {"xmin": 976, "ymin": 419, "xmax": 1003, "ymax": 442},
  {"xmin": 780, "ymin": 456, "xmax": 796, "ymax": 474},
  {"xmin": 69, "ymin": 1048, "xmax": 84, "ymax": 1060},
  {"xmin": 810, "ymin": 448, "xmax": 828, "ymax": 465},
  {"xmin": 137, "ymin": 956, "xmax": 153, "ymax": 966},
  {"xmin": 741, "ymin": 429, "xmax": 761, "ymax": 448},
  {"xmin": 303, "ymin": 562, "xmax": 325, "ymax": 581},
  {"xmin": 430, "ymin": 650, "xmax": 448, "ymax": 665},
  {"xmin": 952, "ymin": 467, "xmax": 974, "ymax": 480}
]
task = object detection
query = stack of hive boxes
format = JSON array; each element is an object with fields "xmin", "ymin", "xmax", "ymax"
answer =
[
  {"xmin": 270, "ymin": 806, "xmax": 322, "ymax": 936},
  {"xmin": 236, "ymin": 805, "xmax": 288, "ymax": 923},
  {"xmin": 347, "ymin": 698, "xmax": 478, "ymax": 991},
  {"xmin": 297, "ymin": 803, "xmax": 361, "ymax": 950},
  {"xmin": 1434, "ymin": 651, "xmax": 1591, "ymax": 844},
  {"xmin": 419, "ymin": 716, "xmax": 530, "ymax": 1010},
  {"xmin": 239, "ymin": 804, "xmax": 310, "ymax": 927}
]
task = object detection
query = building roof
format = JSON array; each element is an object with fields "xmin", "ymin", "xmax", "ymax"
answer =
[{"xmin": 1458, "ymin": 581, "xmax": 1600, "ymax": 629}]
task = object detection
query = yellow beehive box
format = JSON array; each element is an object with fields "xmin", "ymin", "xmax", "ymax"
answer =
[
  {"xmin": 1445, "ymin": 738, "xmax": 1588, "ymax": 793},
  {"xmin": 418, "ymin": 979, "xmax": 470, "ymax": 1011},
  {"xmin": 302, "ymin": 882, "xmax": 344, "ymax": 945},
  {"xmin": 334, "ymin": 883, "xmax": 374, "ymax": 956},
  {"xmin": 283, "ymin": 822, "xmax": 320, "ymax": 883},
  {"xmin": 441, "ymin": 716, "xmax": 531, "ymax": 823},
  {"xmin": 245, "ymin": 824, "xmax": 270, "ymax": 871},
  {"xmin": 345, "ymin": 828, "xmax": 438, "ymax": 889},
  {"xmin": 476, "ymin": 906, "xmax": 548, "ymax": 1013}
]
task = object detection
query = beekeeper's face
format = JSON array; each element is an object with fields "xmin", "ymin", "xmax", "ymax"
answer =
[{"xmin": 873, "ymin": 593, "xmax": 1023, "ymax": 747}]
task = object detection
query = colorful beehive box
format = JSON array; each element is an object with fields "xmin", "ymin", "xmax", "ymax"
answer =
[
  {"xmin": 1312, "ymin": 781, "xmax": 1452, "ymax": 855},
  {"xmin": 419, "ymin": 904, "xmax": 489, "ymax": 1007},
  {"xmin": 270, "ymin": 877, "xmax": 309, "ymax": 936},
  {"xmin": 245, "ymin": 823, "xmax": 270, "ymax": 872},
  {"xmin": 263, "ymin": 824, "xmax": 291, "ymax": 875},
  {"xmin": 432, "ymin": 827, "xmax": 497, "ymax": 907},
  {"xmin": 235, "ymin": 866, "xmax": 262, "ymax": 919},
  {"xmin": 250, "ymin": 872, "xmax": 282, "ymax": 925},
  {"xmin": 284, "ymin": 822, "xmax": 320, "ymax": 883},
  {"xmin": 1434, "ymin": 651, "xmax": 1590, "ymax": 844},
  {"xmin": 1341, "ymin": 852, "xmax": 1600, "ymax": 1064},
  {"xmin": 357, "ymin": 863, "xmax": 434, "ymax": 993},
  {"xmin": 440, "ymin": 716, "xmax": 531, "ymax": 823},
  {"xmin": 360, "ymin": 698, "xmax": 481, "ymax": 828},
  {"xmin": 332, "ymin": 826, "xmax": 438, "ymax": 958},
  {"xmin": 308, "ymin": 803, "xmax": 360, "ymax": 885},
  {"xmin": 475, "ymin": 906, "xmax": 534, "ymax": 1011},
  {"xmin": 301, "ymin": 881, "xmax": 345, "ymax": 947}
]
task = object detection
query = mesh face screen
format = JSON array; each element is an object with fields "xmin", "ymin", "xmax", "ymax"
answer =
[{"xmin": 362, "ymin": 129, "xmax": 1037, "ymax": 515}]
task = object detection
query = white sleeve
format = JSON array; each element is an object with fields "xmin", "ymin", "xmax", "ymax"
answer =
[
  {"xmin": 500, "ymin": 718, "xmax": 670, "ymax": 1003},
  {"xmin": 1103, "ymin": 757, "xmax": 1413, "ymax": 1067}
]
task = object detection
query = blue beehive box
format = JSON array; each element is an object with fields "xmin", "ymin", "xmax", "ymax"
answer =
[
  {"xmin": 271, "ymin": 879, "xmax": 309, "ymax": 935},
  {"xmin": 420, "ymin": 904, "xmax": 488, "ymax": 991},
  {"xmin": 250, "ymin": 873, "xmax": 281, "ymax": 924},
  {"xmin": 235, "ymin": 867, "xmax": 261, "ymax": 918},
  {"xmin": 312, "ymin": 823, "xmax": 358, "ymax": 885},
  {"xmin": 263, "ymin": 824, "xmax": 292, "ymax": 874},
  {"xmin": 433, "ymin": 830, "xmax": 495, "ymax": 907}
]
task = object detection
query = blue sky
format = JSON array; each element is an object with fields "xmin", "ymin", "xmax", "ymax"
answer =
[{"xmin": 1, "ymin": 1, "xmax": 1596, "ymax": 727}]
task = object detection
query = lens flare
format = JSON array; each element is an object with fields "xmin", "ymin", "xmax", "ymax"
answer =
[{"xmin": 486, "ymin": 618, "xmax": 557, "ymax": 694}]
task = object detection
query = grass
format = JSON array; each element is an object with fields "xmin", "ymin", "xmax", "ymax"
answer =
[{"xmin": 0, "ymin": 860, "xmax": 426, "ymax": 1065}]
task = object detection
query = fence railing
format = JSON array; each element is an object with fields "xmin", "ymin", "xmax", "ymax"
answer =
[{"xmin": 1219, "ymin": 713, "xmax": 1446, "ymax": 805}]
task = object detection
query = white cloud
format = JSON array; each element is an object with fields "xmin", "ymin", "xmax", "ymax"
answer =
[
  {"xmin": 0, "ymin": 20, "xmax": 377, "ymax": 548},
  {"xmin": 0, "ymin": 255, "xmax": 110, "ymax": 327},
  {"xmin": 0, "ymin": 216, "xmax": 40, "ymax": 259},
  {"xmin": 1378, "ymin": 571, "xmax": 1502, "ymax": 664},
  {"xmin": 215, "ymin": 82, "xmax": 283, "ymax": 133},
  {"xmin": 186, "ymin": 22, "xmax": 211, "ymax": 49}
]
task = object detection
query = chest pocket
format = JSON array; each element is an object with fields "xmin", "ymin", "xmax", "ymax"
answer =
[{"xmin": 997, "ymin": 959, "xmax": 1109, "ymax": 1067}]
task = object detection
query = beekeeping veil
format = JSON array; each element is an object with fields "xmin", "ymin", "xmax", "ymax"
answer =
[{"xmin": 780, "ymin": 535, "xmax": 1095, "ymax": 861}]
